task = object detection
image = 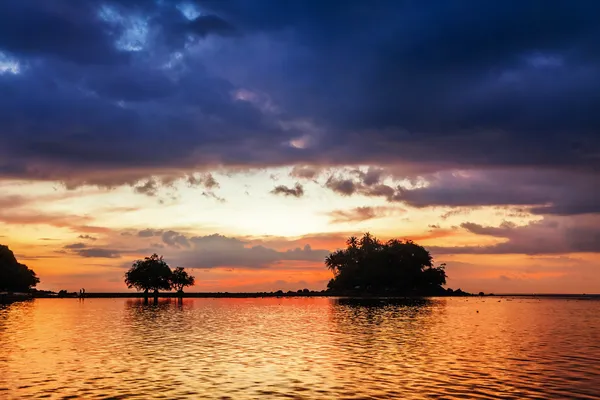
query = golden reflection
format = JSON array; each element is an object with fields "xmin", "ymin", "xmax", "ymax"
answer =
[{"xmin": 1, "ymin": 298, "xmax": 599, "ymax": 398}]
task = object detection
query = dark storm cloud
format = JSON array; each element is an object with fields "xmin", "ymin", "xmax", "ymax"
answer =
[
  {"xmin": 321, "ymin": 169, "xmax": 600, "ymax": 217},
  {"xmin": 0, "ymin": 0, "xmax": 294, "ymax": 188},
  {"xmin": 0, "ymin": 1, "xmax": 126, "ymax": 65},
  {"xmin": 395, "ymin": 170, "xmax": 600, "ymax": 216},
  {"xmin": 0, "ymin": 0, "xmax": 237, "ymax": 64},
  {"xmin": 186, "ymin": 15, "xmax": 237, "ymax": 38},
  {"xmin": 1, "ymin": 0, "xmax": 600, "ymax": 214},
  {"xmin": 355, "ymin": 168, "xmax": 386, "ymax": 187},
  {"xmin": 430, "ymin": 215, "xmax": 600, "ymax": 254},
  {"xmin": 196, "ymin": 0, "xmax": 600, "ymax": 168},
  {"xmin": 325, "ymin": 177, "xmax": 357, "ymax": 196},
  {"xmin": 271, "ymin": 183, "xmax": 304, "ymax": 198},
  {"xmin": 325, "ymin": 174, "xmax": 397, "ymax": 200},
  {"xmin": 186, "ymin": 173, "xmax": 219, "ymax": 189},
  {"xmin": 324, "ymin": 167, "xmax": 397, "ymax": 198},
  {"xmin": 133, "ymin": 179, "xmax": 159, "ymax": 196}
]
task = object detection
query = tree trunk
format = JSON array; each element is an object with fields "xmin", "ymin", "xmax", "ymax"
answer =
[
  {"xmin": 153, "ymin": 289, "xmax": 159, "ymax": 303},
  {"xmin": 143, "ymin": 288, "xmax": 149, "ymax": 304}
]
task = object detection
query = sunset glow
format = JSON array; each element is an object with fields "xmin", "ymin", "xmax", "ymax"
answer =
[{"xmin": 1, "ymin": 1, "xmax": 599, "ymax": 294}]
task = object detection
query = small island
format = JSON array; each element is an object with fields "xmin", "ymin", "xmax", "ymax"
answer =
[{"xmin": 325, "ymin": 233, "xmax": 469, "ymax": 296}]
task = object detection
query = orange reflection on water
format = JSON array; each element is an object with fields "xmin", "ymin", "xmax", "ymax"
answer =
[{"xmin": 1, "ymin": 297, "xmax": 599, "ymax": 399}]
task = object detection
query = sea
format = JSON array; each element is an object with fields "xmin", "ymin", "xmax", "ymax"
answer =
[{"xmin": 1, "ymin": 296, "xmax": 599, "ymax": 399}]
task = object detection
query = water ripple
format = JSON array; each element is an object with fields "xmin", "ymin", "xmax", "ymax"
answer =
[{"xmin": 1, "ymin": 297, "xmax": 599, "ymax": 399}]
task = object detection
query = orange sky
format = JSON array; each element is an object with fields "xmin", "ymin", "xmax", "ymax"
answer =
[{"xmin": 2, "ymin": 167, "xmax": 599, "ymax": 294}]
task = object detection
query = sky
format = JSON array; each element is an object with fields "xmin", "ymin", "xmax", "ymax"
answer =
[{"xmin": 1, "ymin": 0, "xmax": 599, "ymax": 294}]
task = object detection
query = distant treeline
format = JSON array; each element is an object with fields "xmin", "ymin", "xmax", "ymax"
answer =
[
  {"xmin": 36, "ymin": 290, "xmax": 329, "ymax": 299},
  {"xmin": 3, "ymin": 232, "xmax": 489, "ymax": 300}
]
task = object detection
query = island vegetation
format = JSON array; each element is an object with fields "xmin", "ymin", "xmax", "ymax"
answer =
[
  {"xmin": 3, "ymin": 235, "xmax": 471, "ymax": 303},
  {"xmin": 325, "ymin": 233, "xmax": 463, "ymax": 296},
  {"xmin": 125, "ymin": 254, "xmax": 195, "ymax": 302},
  {"xmin": 0, "ymin": 245, "xmax": 40, "ymax": 293}
]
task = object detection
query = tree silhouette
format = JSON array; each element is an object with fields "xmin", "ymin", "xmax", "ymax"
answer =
[
  {"xmin": 0, "ymin": 245, "xmax": 40, "ymax": 292},
  {"xmin": 325, "ymin": 233, "xmax": 446, "ymax": 295},
  {"xmin": 170, "ymin": 267, "xmax": 195, "ymax": 296},
  {"xmin": 125, "ymin": 254, "xmax": 172, "ymax": 301}
]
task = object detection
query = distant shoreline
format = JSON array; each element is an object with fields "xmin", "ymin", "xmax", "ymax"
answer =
[{"xmin": 27, "ymin": 292, "xmax": 600, "ymax": 299}]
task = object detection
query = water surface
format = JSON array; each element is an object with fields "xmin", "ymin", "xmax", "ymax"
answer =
[{"xmin": 1, "ymin": 297, "xmax": 599, "ymax": 399}]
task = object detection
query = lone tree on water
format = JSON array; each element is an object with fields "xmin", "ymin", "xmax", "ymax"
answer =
[
  {"xmin": 170, "ymin": 267, "xmax": 195, "ymax": 296},
  {"xmin": 0, "ymin": 245, "xmax": 40, "ymax": 292},
  {"xmin": 125, "ymin": 254, "xmax": 173, "ymax": 301},
  {"xmin": 124, "ymin": 254, "xmax": 196, "ymax": 301},
  {"xmin": 325, "ymin": 233, "xmax": 446, "ymax": 295}
]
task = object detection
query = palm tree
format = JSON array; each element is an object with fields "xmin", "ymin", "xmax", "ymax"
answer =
[{"xmin": 346, "ymin": 236, "xmax": 359, "ymax": 249}]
